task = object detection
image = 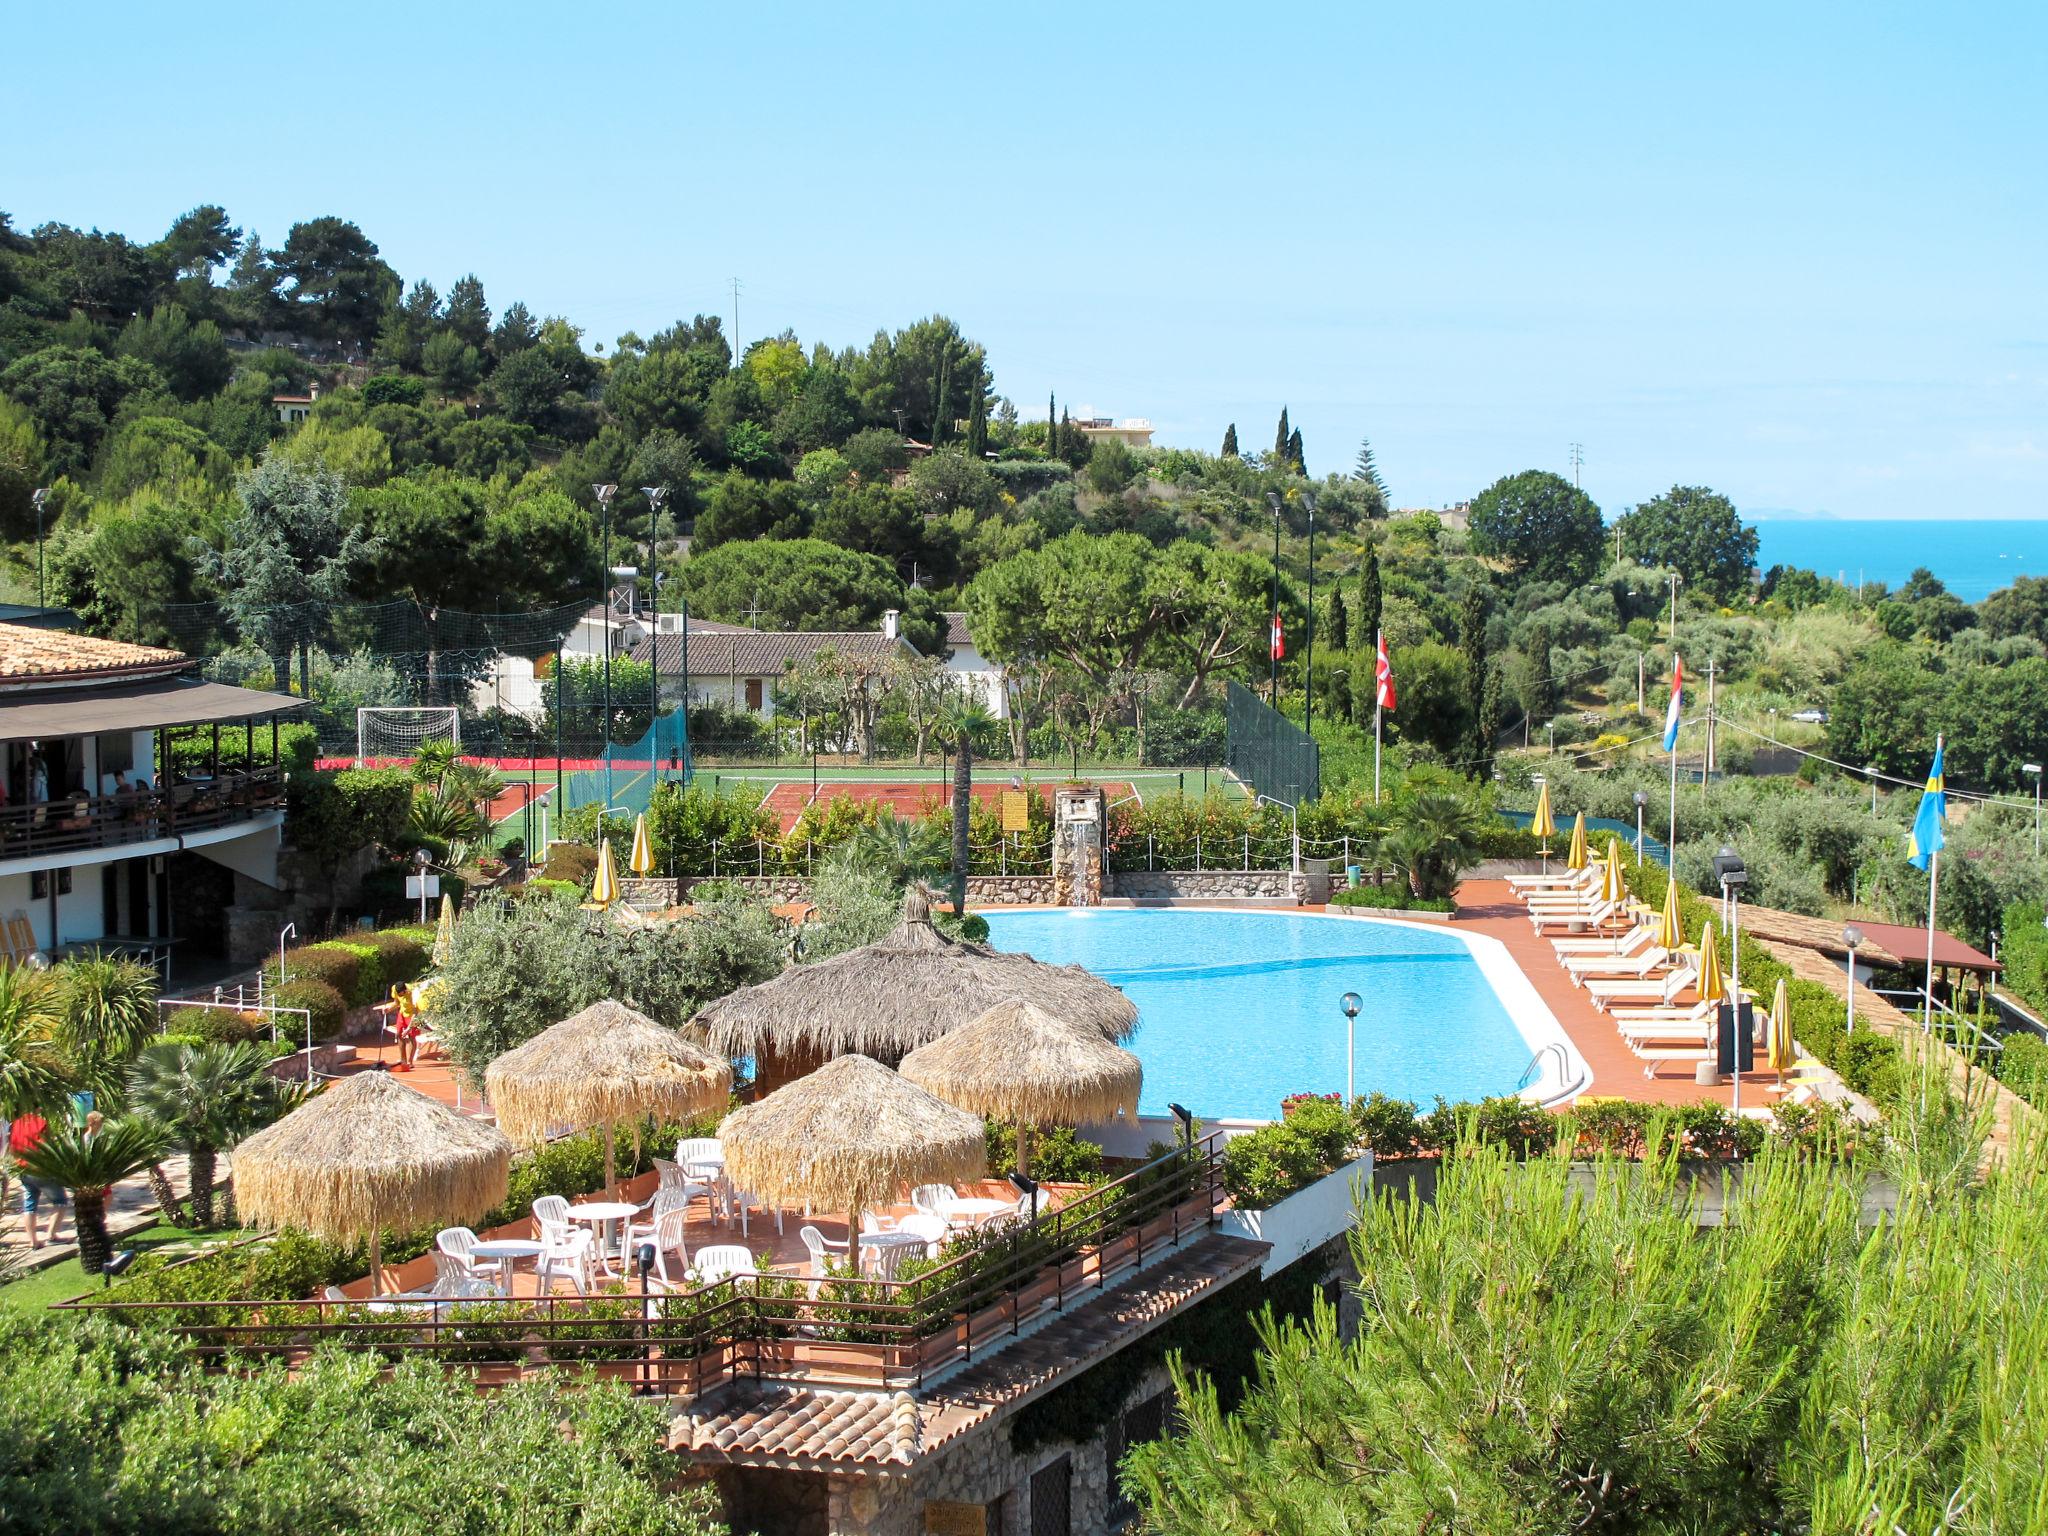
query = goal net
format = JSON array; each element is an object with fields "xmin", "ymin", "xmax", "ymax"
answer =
[{"xmin": 357, "ymin": 707, "xmax": 461, "ymax": 765}]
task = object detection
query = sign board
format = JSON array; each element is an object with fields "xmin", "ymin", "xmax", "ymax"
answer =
[
  {"xmin": 1000, "ymin": 791, "xmax": 1031, "ymax": 833},
  {"xmin": 404, "ymin": 874, "xmax": 442, "ymax": 900},
  {"xmin": 923, "ymin": 1503, "xmax": 988, "ymax": 1536}
]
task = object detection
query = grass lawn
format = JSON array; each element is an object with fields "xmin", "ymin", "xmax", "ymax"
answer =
[{"xmin": 0, "ymin": 1222, "xmax": 255, "ymax": 1312}]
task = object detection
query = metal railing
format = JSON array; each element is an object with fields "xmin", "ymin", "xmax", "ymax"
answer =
[
  {"xmin": 0, "ymin": 766, "xmax": 283, "ymax": 861},
  {"xmin": 1872, "ymin": 988, "xmax": 2006, "ymax": 1054},
  {"xmin": 60, "ymin": 1134, "xmax": 1225, "ymax": 1399}
]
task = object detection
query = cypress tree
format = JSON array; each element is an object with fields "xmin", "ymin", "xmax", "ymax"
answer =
[
  {"xmin": 1459, "ymin": 584, "xmax": 1489, "ymax": 764},
  {"xmin": 1047, "ymin": 392, "xmax": 1056, "ymax": 455},
  {"xmin": 930, "ymin": 357, "xmax": 951, "ymax": 445},
  {"xmin": 1476, "ymin": 659, "xmax": 1504, "ymax": 777},
  {"xmin": 1287, "ymin": 427, "xmax": 1305, "ymax": 476},
  {"xmin": 1327, "ymin": 587, "xmax": 1349, "ymax": 653},
  {"xmin": 1328, "ymin": 663, "xmax": 1351, "ymax": 724},
  {"xmin": 1359, "ymin": 545, "xmax": 1383, "ymax": 647},
  {"xmin": 1058, "ymin": 407, "xmax": 1072, "ymax": 464},
  {"xmin": 965, "ymin": 391, "xmax": 988, "ymax": 459},
  {"xmin": 1274, "ymin": 406, "xmax": 1291, "ymax": 462},
  {"xmin": 1222, "ymin": 423, "xmax": 1239, "ymax": 458}
]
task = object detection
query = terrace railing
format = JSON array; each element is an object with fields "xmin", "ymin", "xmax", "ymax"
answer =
[
  {"xmin": 0, "ymin": 766, "xmax": 283, "ymax": 862},
  {"xmin": 57, "ymin": 1133, "xmax": 1225, "ymax": 1400}
]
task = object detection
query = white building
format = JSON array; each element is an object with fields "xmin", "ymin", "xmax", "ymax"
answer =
[
  {"xmin": 1072, "ymin": 415, "xmax": 1155, "ymax": 449},
  {"xmin": 0, "ymin": 624, "xmax": 305, "ymax": 975},
  {"xmin": 940, "ymin": 611, "xmax": 1010, "ymax": 719},
  {"xmin": 627, "ymin": 624, "xmax": 915, "ymax": 718}
]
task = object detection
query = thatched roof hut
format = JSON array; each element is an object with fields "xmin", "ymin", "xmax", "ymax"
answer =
[
  {"xmin": 693, "ymin": 888, "xmax": 1137, "ymax": 1069},
  {"xmin": 486, "ymin": 999, "xmax": 731, "ymax": 1189},
  {"xmin": 900, "ymin": 998, "xmax": 1142, "ymax": 1176},
  {"xmin": 719, "ymin": 1054, "xmax": 985, "ymax": 1226},
  {"xmin": 234, "ymin": 1070, "xmax": 512, "ymax": 1293}
]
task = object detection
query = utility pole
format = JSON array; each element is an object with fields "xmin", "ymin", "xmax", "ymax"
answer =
[
  {"xmin": 1303, "ymin": 492, "xmax": 1317, "ymax": 740},
  {"xmin": 1265, "ymin": 492, "xmax": 1284, "ymax": 705},
  {"xmin": 644, "ymin": 485, "xmax": 667, "ymax": 785},
  {"xmin": 730, "ymin": 277, "xmax": 742, "ymax": 353},
  {"xmin": 1569, "ymin": 442, "xmax": 1584, "ymax": 489},
  {"xmin": 592, "ymin": 483, "xmax": 617, "ymax": 814}
]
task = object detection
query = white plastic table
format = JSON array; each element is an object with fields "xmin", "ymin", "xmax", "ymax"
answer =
[
  {"xmin": 857, "ymin": 1229, "xmax": 928, "ymax": 1275},
  {"xmin": 939, "ymin": 1196, "xmax": 1012, "ymax": 1230},
  {"xmin": 465, "ymin": 1237, "xmax": 544, "ymax": 1292},
  {"xmin": 565, "ymin": 1201, "xmax": 641, "ymax": 1276}
]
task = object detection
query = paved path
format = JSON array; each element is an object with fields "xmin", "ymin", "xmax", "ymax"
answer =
[{"xmin": 2, "ymin": 1154, "xmax": 206, "ymax": 1273}]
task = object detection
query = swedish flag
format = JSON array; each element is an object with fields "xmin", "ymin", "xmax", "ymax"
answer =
[{"xmin": 1907, "ymin": 741, "xmax": 1946, "ymax": 872}]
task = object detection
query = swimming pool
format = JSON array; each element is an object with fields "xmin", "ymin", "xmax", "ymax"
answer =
[{"xmin": 981, "ymin": 908, "xmax": 1577, "ymax": 1120}]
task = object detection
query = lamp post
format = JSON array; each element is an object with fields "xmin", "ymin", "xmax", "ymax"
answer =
[
  {"xmin": 1265, "ymin": 492, "xmax": 1284, "ymax": 705},
  {"xmin": 31, "ymin": 488, "xmax": 48, "ymax": 607},
  {"xmin": 1340, "ymin": 991, "xmax": 1363, "ymax": 1106},
  {"xmin": 1302, "ymin": 491, "xmax": 1317, "ymax": 740},
  {"xmin": 1712, "ymin": 846, "xmax": 1749, "ymax": 1114},
  {"xmin": 2025, "ymin": 762, "xmax": 2043, "ymax": 856},
  {"xmin": 592, "ymin": 484, "xmax": 618, "ymax": 811},
  {"xmin": 643, "ymin": 486, "xmax": 668, "ymax": 784},
  {"xmin": 1168, "ymin": 1102, "xmax": 1194, "ymax": 1160},
  {"xmin": 1633, "ymin": 790, "xmax": 1647, "ymax": 863},
  {"xmin": 1866, "ymin": 764, "xmax": 1878, "ymax": 817},
  {"xmin": 1842, "ymin": 924, "xmax": 1863, "ymax": 1034}
]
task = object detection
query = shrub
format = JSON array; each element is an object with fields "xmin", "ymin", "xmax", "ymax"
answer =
[
  {"xmin": 187, "ymin": 1008, "xmax": 270, "ymax": 1046},
  {"xmin": 541, "ymin": 843, "xmax": 599, "ymax": 887},
  {"xmin": 327, "ymin": 942, "xmax": 388, "ymax": 1006},
  {"xmin": 1279, "ymin": 1095, "xmax": 1355, "ymax": 1167},
  {"xmin": 270, "ymin": 944, "xmax": 359, "ymax": 1002},
  {"xmin": 360, "ymin": 929, "xmax": 429, "ymax": 986},
  {"xmin": 1351, "ymin": 1092, "xmax": 1428, "ymax": 1160},
  {"xmin": 1220, "ymin": 1122, "xmax": 1332, "ymax": 1208},
  {"xmin": 270, "ymin": 979, "xmax": 346, "ymax": 1042},
  {"xmin": 1030, "ymin": 1125, "xmax": 1105, "ymax": 1183},
  {"xmin": 1332, "ymin": 884, "xmax": 1456, "ymax": 913}
]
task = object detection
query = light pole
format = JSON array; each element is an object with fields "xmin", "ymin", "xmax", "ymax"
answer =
[
  {"xmin": 1842, "ymin": 924, "xmax": 1862, "ymax": 1034},
  {"xmin": 1340, "ymin": 991, "xmax": 1363, "ymax": 1105},
  {"xmin": 592, "ymin": 483, "xmax": 618, "ymax": 811},
  {"xmin": 1265, "ymin": 492, "xmax": 1284, "ymax": 705},
  {"xmin": 31, "ymin": 488, "xmax": 48, "ymax": 608},
  {"xmin": 1633, "ymin": 790, "xmax": 1647, "ymax": 863},
  {"xmin": 1302, "ymin": 492, "xmax": 1316, "ymax": 740},
  {"xmin": 1866, "ymin": 765, "xmax": 1878, "ymax": 817},
  {"xmin": 277, "ymin": 920, "xmax": 306, "ymax": 1079},
  {"xmin": 413, "ymin": 847, "xmax": 433, "ymax": 924},
  {"xmin": 643, "ymin": 486, "xmax": 668, "ymax": 784},
  {"xmin": 1668, "ymin": 571, "xmax": 1682, "ymax": 649},
  {"xmin": 2025, "ymin": 762, "xmax": 2043, "ymax": 856},
  {"xmin": 1713, "ymin": 846, "xmax": 1749, "ymax": 1115}
]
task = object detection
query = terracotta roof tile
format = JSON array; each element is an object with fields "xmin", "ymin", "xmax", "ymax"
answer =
[
  {"xmin": 629, "ymin": 630, "xmax": 912, "ymax": 675},
  {"xmin": 0, "ymin": 624, "xmax": 187, "ymax": 685}
]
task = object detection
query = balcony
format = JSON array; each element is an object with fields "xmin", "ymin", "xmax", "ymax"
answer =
[{"xmin": 0, "ymin": 766, "xmax": 284, "ymax": 865}]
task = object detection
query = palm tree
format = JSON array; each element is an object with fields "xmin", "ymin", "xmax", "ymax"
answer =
[
  {"xmin": 936, "ymin": 698, "xmax": 995, "ymax": 914},
  {"xmin": 1377, "ymin": 793, "xmax": 1488, "ymax": 902},
  {"xmin": 19, "ymin": 1116, "xmax": 169, "ymax": 1274},
  {"xmin": 839, "ymin": 818, "xmax": 949, "ymax": 891},
  {"xmin": 54, "ymin": 950, "xmax": 159, "ymax": 1100},
  {"xmin": 127, "ymin": 1040, "xmax": 293, "ymax": 1229},
  {"xmin": 0, "ymin": 965, "xmax": 63, "ymax": 1118}
]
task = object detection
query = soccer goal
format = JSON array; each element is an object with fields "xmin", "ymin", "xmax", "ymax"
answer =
[{"xmin": 357, "ymin": 707, "xmax": 461, "ymax": 766}]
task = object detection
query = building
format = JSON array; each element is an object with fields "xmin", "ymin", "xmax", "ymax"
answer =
[
  {"xmin": 940, "ymin": 611, "xmax": 1009, "ymax": 719},
  {"xmin": 628, "ymin": 621, "xmax": 916, "ymax": 717},
  {"xmin": 271, "ymin": 382, "xmax": 320, "ymax": 424},
  {"xmin": 1071, "ymin": 416, "xmax": 1154, "ymax": 449},
  {"xmin": 0, "ymin": 624, "xmax": 306, "ymax": 976}
]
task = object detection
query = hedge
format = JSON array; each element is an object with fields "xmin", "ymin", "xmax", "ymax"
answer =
[
  {"xmin": 270, "ymin": 979, "xmax": 347, "ymax": 1042},
  {"xmin": 1332, "ymin": 884, "xmax": 1456, "ymax": 914}
]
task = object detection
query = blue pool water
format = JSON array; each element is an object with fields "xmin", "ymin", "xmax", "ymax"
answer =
[{"xmin": 981, "ymin": 909, "xmax": 1538, "ymax": 1121}]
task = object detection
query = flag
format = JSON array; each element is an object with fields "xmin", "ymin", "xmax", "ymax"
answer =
[
  {"xmin": 1374, "ymin": 632, "xmax": 1396, "ymax": 711},
  {"xmin": 1270, "ymin": 612, "xmax": 1285, "ymax": 661},
  {"xmin": 1907, "ymin": 741, "xmax": 1946, "ymax": 871},
  {"xmin": 1662, "ymin": 655, "xmax": 1684, "ymax": 752}
]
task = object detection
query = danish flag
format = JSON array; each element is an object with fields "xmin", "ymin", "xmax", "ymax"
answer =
[
  {"xmin": 1270, "ymin": 612, "xmax": 1285, "ymax": 661},
  {"xmin": 1374, "ymin": 632, "xmax": 1396, "ymax": 712}
]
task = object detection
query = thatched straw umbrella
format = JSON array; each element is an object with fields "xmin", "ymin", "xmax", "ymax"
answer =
[
  {"xmin": 900, "ymin": 997, "xmax": 1140, "ymax": 1176},
  {"xmin": 485, "ymin": 1000, "xmax": 731, "ymax": 1193},
  {"xmin": 234, "ymin": 1070, "xmax": 512, "ymax": 1294},
  {"xmin": 693, "ymin": 888, "xmax": 1137, "ymax": 1084},
  {"xmin": 719, "ymin": 1053, "xmax": 984, "ymax": 1236}
]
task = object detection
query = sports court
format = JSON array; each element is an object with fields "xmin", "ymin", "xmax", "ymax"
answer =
[{"xmin": 701, "ymin": 766, "xmax": 1236, "ymax": 834}]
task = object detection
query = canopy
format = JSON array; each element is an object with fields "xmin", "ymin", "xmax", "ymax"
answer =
[
  {"xmin": 900, "ymin": 998, "xmax": 1141, "ymax": 1174},
  {"xmin": 1531, "ymin": 782, "xmax": 1556, "ymax": 841},
  {"xmin": 694, "ymin": 886, "xmax": 1138, "ymax": 1064},
  {"xmin": 1565, "ymin": 812, "xmax": 1589, "ymax": 871},
  {"xmin": 0, "ymin": 676, "xmax": 308, "ymax": 741},
  {"xmin": 719, "ymin": 1053, "xmax": 985, "ymax": 1224},
  {"xmin": 233, "ymin": 1071, "xmax": 512, "ymax": 1293}
]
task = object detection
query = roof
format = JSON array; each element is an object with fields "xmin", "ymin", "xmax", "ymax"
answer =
[
  {"xmin": 671, "ymin": 1235, "xmax": 1267, "ymax": 1472},
  {"xmin": 0, "ymin": 624, "xmax": 188, "ymax": 687},
  {"xmin": 1739, "ymin": 904, "xmax": 1997, "ymax": 974},
  {"xmin": 941, "ymin": 611, "xmax": 973, "ymax": 648},
  {"xmin": 629, "ymin": 630, "xmax": 913, "ymax": 676},
  {"xmin": 0, "ymin": 677, "xmax": 310, "ymax": 741}
]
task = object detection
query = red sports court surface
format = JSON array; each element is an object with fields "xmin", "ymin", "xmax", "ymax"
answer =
[{"xmin": 758, "ymin": 780, "xmax": 1134, "ymax": 833}]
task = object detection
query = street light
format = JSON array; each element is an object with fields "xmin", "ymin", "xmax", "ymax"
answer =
[
  {"xmin": 1168, "ymin": 1102, "xmax": 1194, "ymax": 1157},
  {"xmin": 1632, "ymin": 790, "xmax": 1647, "ymax": 863},
  {"xmin": 643, "ymin": 486, "xmax": 668, "ymax": 783},
  {"xmin": 2025, "ymin": 763, "xmax": 2043, "ymax": 856},
  {"xmin": 30, "ymin": 488, "xmax": 48, "ymax": 607},
  {"xmin": 1842, "ymin": 924, "xmax": 1863, "ymax": 1034},
  {"xmin": 1340, "ymin": 991, "xmax": 1363, "ymax": 1105},
  {"xmin": 1866, "ymin": 764, "xmax": 1878, "ymax": 817},
  {"xmin": 1712, "ymin": 846, "xmax": 1749, "ymax": 1115},
  {"xmin": 592, "ymin": 484, "xmax": 618, "ymax": 810}
]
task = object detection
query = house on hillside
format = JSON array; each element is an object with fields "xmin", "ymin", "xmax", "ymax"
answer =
[
  {"xmin": 941, "ymin": 611, "xmax": 1009, "ymax": 719},
  {"xmin": 272, "ymin": 383, "xmax": 320, "ymax": 424},
  {"xmin": 1073, "ymin": 415, "xmax": 1154, "ymax": 449},
  {"xmin": 628, "ymin": 621, "xmax": 916, "ymax": 718},
  {"xmin": 0, "ymin": 624, "xmax": 307, "ymax": 976}
]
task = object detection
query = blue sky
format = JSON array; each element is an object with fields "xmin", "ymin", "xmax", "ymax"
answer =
[{"xmin": 12, "ymin": 3, "xmax": 2045, "ymax": 519}]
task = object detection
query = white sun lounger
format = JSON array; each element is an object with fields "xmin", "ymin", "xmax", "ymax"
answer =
[
  {"xmin": 1553, "ymin": 924, "xmax": 1654, "ymax": 957},
  {"xmin": 1562, "ymin": 946, "xmax": 1671, "ymax": 983},
  {"xmin": 1586, "ymin": 966, "xmax": 1696, "ymax": 1010},
  {"xmin": 1507, "ymin": 865, "xmax": 1600, "ymax": 893}
]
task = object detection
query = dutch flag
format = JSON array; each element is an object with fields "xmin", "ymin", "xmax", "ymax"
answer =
[{"xmin": 1662, "ymin": 656, "xmax": 1684, "ymax": 752}]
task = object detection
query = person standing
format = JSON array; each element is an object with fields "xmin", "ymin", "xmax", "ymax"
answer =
[{"xmin": 9, "ymin": 1111, "xmax": 66, "ymax": 1249}]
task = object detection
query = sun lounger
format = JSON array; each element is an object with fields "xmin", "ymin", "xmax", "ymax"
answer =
[
  {"xmin": 1562, "ymin": 946, "xmax": 1670, "ymax": 983},
  {"xmin": 1629, "ymin": 1042, "xmax": 1713, "ymax": 1078},
  {"xmin": 1530, "ymin": 899, "xmax": 1628, "ymax": 934},
  {"xmin": 1586, "ymin": 966, "xmax": 1696, "ymax": 1011},
  {"xmin": 1507, "ymin": 865, "xmax": 1600, "ymax": 893},
  {"xmin": 1553, "ymin": 924, "xmax": 1654, "ymax": 957},
  {"xmin": 1616, "ymin": 1014, "xmax": 1713, "ymax": 1041}
]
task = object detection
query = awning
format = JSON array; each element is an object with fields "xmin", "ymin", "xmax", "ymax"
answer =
[{"xmin": 0, "ymin": 678, "xmax": 310, "ymax": 740}]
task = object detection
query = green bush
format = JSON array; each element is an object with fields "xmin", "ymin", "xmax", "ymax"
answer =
[
  {"xmin": 270, "ymin": 944, "xmax": 359, "ymax": 1002},
  {"xmin": 1279, "ymin": 1095, "xmax": 1355, "ymax": 1167},
  {"xmin": 328, "ymin": 941, "xmax": 387, "ymax": 1006},
  {"xmin": 270, "ymin": 979, "xmax": 347, "ymax": 1042},
  {"xmin": 541, "ymin": 842, "xmax": 599, "ymax": 886},
  {"xmin": 1998, "ymin": 1034, "xmax": 2048, "ymax": 1112},
  {"xmin": 1220, "ymin": 1121, "xmax": 1333, "ymax": 1208},
  {"xmin": 152, "ymin": 1031, "xmax": 206, "ymax": 1051},
  {"xmin": 189, "ymin": 1008, "xmax": 270, "ymax": 1045},
  {"xmin": 360, "ymin": 929, "xmax": 429, "ymax": 986},
  {"xmin": 524, "ymin": 877, "xmax": 581, "ymax": 900},
  {"xmin": 1331, "ymin": 884, "xmax": 1456, "ymax": 913}
]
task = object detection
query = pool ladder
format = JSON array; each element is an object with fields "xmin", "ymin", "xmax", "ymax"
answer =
[{"xmin": 1517, "ymin": 1042, "xmax": 1572, "ymax": 1098}]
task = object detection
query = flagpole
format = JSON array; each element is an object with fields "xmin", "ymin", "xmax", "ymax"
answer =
[
  {"xmin": 1922, "ymin": 848, "xmax": 1940, "ymax": 1035},
  {"xmin": 1373, "ymin": 629, "xmax": 1383, "ymax": 804}
]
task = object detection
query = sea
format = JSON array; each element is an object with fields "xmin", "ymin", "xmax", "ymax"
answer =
[{"xmin": 1751, "ymin": 519, "xmax": 2048, "ymax": 603}]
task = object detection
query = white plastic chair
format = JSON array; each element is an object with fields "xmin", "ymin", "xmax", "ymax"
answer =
[
  {"xmin": 910, "ymin": 1184, "xmax": 955, "ymax": 1220},
  {"xmin": 725, "ymin": 1183, "xmax": 783, "ymax": 1240},
  {"xmin": 895, "ymin": 1212, "xmax": 948, "ymax": 1259},
  {"xmin": 867, "ymin": 1239, "xmax": 918, "ymax": 1281},
  {"xmin": 647, "ymin": 1207, "xmax": 693, "ymax": 1290},
  {"xmin": 675, "ymin": 1136, "xmax": 722, "ymax": 1170},
  {"xmin": 800, "ymin": 1224, "xmax": 849, "ymax": 1298},
  {"xmin": 435, "ymin": 1227, "xmax": 498, "ymax": 1289},
  {"xmin": 692, "ymin": 1244, "xmax": 752, "ymax": 1283},
  {"xmin": 531, "ymin": 1196, "xmax": 594, "ymax": 1294}
]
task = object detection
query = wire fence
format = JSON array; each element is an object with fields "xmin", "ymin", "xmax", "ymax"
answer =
[{"xmin": 1226, "ymin": 680, "xmax": 1318, "ymax": 806}]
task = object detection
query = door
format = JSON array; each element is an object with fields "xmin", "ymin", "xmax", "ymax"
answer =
[
  {"xmin": 744, "ymin": 677, "xmax": 764, "ymax": 712},
  {"xmin": 1030, "ymin": 1456, "xmax": 1071, "ymax": 1536}
]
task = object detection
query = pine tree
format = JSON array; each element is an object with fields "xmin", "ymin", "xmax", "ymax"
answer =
[
  {"xmin": 1360, "ymin": 546, "xmax": 1383, "ymax": 647},
  {"xmin": 1274, "ymin": 406, "xmax": 1291, "ymax": 462},
  {"xmin": 1287, "ymin": 427, "xmax": 1305, "ymax": 476},
  {"xmin": 965, "ymin": 391, "xmax": 988, "ymax": 459},
  {"xmin": 1327, "ymin": 587, "xmax": 1350, "ymax": 653},
  {"xmin": 1353, "ymin": 436, "xmax": 1388, "ymax": 500},
  {"xmin": 1222, "ymin": 423, "xmax": 1239, "ymax": 458}
]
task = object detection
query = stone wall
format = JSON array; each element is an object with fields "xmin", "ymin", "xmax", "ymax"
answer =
[
  {"xmin": 675, "ymin": 873, "xmax": 1057, "ymax": 906},
  {"xmin": 1110, "ymin": 869, "xmax": 1305, "ymax": 902}
]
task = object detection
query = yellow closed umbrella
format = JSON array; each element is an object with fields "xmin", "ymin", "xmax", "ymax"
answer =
[
  {"xmin": 628, "ymin": 812, "xmax": 656, "ymax": 877},
  {"xmin": 1656, "ymin": 875, "xmax": 1683, "ymax": 951},
  {"xmin": 590, "ymin": 836, "xmax": 621, "ymax": 908},
  {"xmin": 1599, "ymin": 837, "xmax": 1626, "ymax": 905},
  {"xmin": 1765, "ymin": 977, "xmax": 1797, "ymax": 1073},
  {"xmin": 1566, "ymin": 812, "xmax": 1589, "ymax": 871},
  {"xmin": 1531, "ymin": 782, "xmax": 1556, "ymax": 841},
  {"xmin": 1694, "ymin": 919, "xmax": 1726, "ymax": 1003},
  {"xmin": 431, "ymin": 892, "xmax": 456, "ymax": 968}
]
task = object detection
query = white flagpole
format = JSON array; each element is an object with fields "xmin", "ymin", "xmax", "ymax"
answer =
[
  {"xmin": 1922, "ymin": 848, "xmax": 1940, "ymax": 1035},
  {"xmin": 1373, "ymin": 630, "xmax": 1383, "ymax": 804}
]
